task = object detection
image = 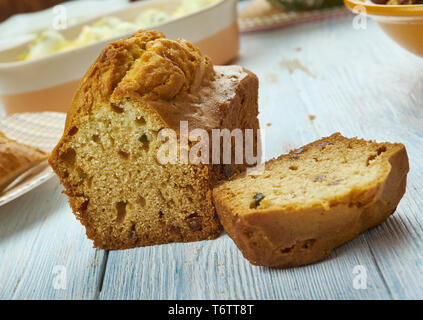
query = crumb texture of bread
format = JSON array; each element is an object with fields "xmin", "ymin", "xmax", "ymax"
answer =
[
  {"xmin": 213, "ymin": 133, "xmax": 409, "ymax": 268},
  {"xmin": 0, "ymin": 130, "xmax": 48, "ymax": 192},
  {"xmin": 49, "ymin": 30, "xmax": 259, "ymax": 250}
]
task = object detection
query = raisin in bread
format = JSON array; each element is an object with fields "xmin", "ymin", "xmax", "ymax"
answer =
[
  {"xmin": 0, "ymin": 130, "xmax": 48, "ymax": 193},
  {"xmin": 213, "ymin": 133, "xmax": 409, "ymax": 268},
  {"xmin": 49, "ymin": 30, "xmax": 259, "ymax": 250}
]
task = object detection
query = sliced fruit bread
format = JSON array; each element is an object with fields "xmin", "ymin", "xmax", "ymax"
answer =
[
  {"xmin": 49, "ymin": 30, "xmax": 259, "ymax": 249},
  {"xmin": 213, "ymin": 133, "xmax": 409, "ymax": 268}
]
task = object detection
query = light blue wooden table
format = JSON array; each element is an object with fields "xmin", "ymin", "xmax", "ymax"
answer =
[{"xmin": 1, "ymin": 14, "xmax": 423, "ymax": 300}]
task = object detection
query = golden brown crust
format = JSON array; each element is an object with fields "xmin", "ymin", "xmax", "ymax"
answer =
[
  {"xmin": 0, "ymin": 130, "xmax": 48, "ymax": 193},
  {"xmin": 213, "ymin": 134, "xmax": 409, "ymax": 268},
  {"xmin": 51, "ymin": 30, "xmax": 253, "ymax": 163},
  {"xmin": 60, "ymin": 30, "xmax": 165, "ymax": 134},
  {"xmin": 49, "ymin": 30, "xmax": 260, "ymax": 249},
  {"xmin": 59, "ymin": 31, "xmax": 214, "ymax": 135}
]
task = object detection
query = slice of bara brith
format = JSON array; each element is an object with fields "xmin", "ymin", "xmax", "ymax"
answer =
[
  {"xmin": 213, "ymin": 133, "xmax": 409, "ymax": 268},
  {"xmin": 49, "ymin": 30, "xmax": 259, "ymax": 250}
]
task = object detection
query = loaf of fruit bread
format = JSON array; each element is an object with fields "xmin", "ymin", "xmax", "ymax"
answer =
[
  {"xmin": 0, "ymin": 130, "xmax": 48, "ymax": 193},
  {"xmin": 213, "ymin": 133, "xmax": 409, "ymax": 268},
  {"xmin": 49, "ymin": 30, "xmax": 259, "ymax": 250}
]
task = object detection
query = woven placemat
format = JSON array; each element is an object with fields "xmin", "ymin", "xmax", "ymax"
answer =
[
  {"xmin": 0, "ymin": 112, "xmax": 66, "ymax": 206},
  {"xmin": 238, "ymin": 0, "xmax": 349, "ymax": 33}
]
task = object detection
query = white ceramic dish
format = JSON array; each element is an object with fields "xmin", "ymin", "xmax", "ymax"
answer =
[{"xmin": 0, "ymin": 0, "xmax": 239, "ymax": 114}]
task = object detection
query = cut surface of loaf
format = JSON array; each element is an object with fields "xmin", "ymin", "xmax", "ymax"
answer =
[
  {"xmin": 213, "ymin": 133, "xmax": 409, "ymax": 268},
  {"xmin": 0, "ymin": 130, "xmax": 48, "ymax": 193},
  {"xmin": 49, "ymin": 30, "xmax": 259, "ymax": 250}
]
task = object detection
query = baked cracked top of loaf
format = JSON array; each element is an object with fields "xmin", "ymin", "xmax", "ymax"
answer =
[{"xmin": 65, "ymin": 30, "xmax": 251, "ymax": 134}]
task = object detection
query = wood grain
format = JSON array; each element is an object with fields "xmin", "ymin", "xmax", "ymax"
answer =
[
  {"xmin": 0, "ymin": 177, "xmax": 106, "ymax": 299},
  {"xmin": 100, "ymin": 234, "xmax": 391, "ymax": 299},
  {"xmin": 1, "ymin": 14, "xmax": 423, "ymax": 299}
]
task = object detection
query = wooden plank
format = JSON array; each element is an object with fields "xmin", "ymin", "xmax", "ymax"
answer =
[
  {"xmin": 100, "ymin": 234, "xmax": 390, "ymax": 299},
  {"xmin": 0, "ymin": 177, "xmax": 106, "ymax": 299}
]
